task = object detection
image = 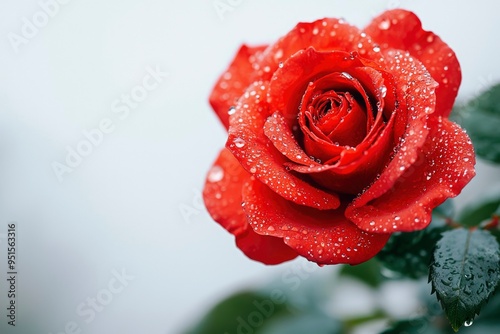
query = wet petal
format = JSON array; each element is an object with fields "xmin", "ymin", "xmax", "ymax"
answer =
[
  {"xmin": 365, "ymin": 9, "xmax": 460, "ymax": 117},
  {"xmin": 257, "ymin": 18, "xmax": 380, "ymax": 81},
  {"xmin": 235, "ymin": 227, "xmax": 298, "ymax": 265},
  {"xmin": 227, "ymin": 82, "xmax": 340, "ymax": 210},
  {"xmin": 347, "ymin": 117, "xmax": 476, "ymax": 233},
  {"xmin": 203, "ymin": 148, "xmax": 249, "ymax": 237},
  {"xmin": 203, "ymin": 149, "xmax": 296, "ymax": 264},
  {"xmin": 209, "ymin": 45, "xmax": 268, "ymax": 129},
  {"xmin": 263, "ymin": 112, "xmax": 319, "ymax": 166},
  {"xmin": 351, "ymin": 49, "xmax": 437, "ymax": 203},
  {"xmin": 242, "ymin": 178, "xmax": 391, "ymax": 265}
]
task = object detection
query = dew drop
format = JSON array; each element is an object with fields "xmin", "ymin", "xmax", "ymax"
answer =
[
  {"xmin": 379, "ymin": 19, "xmax": 391, "ymax": 30},
  {"xmin": 341, "ymin": 72, "xmax": 353, "ymax": 80},
  {"xmin": 369, "ymin": 221, "xmax": 376, "ymax": 226},
  {"xmin": 464, "ymin": 319, "xmax": 473, "ymax": 327},
  {"xmin": 228, "ymin": 106, "xmax": 236, "ymax": 115},
  {"xmin": 373, "ymin": 45, "xmax": 381, "ymax": 52},
  {"xmin": 379, "ymin": 85, "xmax": 387, "ymax": 98},
  {"xmin": 234, "ymin": 137, "xmax": 246, "ymax": 148},
  {"xmin": 278, "ymin": 61, "xmax": 284, "ymax": 68},
  {"xmin": 208, "ymin": 165, "xmax": 224, "ymax": 183},
  {"xmin": 274, "ymin": 49, "xmax": 284, "ymax": 60}
]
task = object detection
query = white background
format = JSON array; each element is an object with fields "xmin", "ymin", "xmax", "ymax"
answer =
[{"xmin": 1, "ymin": 0, "xmax": 500, "ymax": 333}]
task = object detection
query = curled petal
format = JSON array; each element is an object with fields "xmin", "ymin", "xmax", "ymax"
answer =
[
  {"xmin": 227, "ymin": 82, "xmax": 340, "ymax": 210},
  {"xmin": 365, "ymin": 9, "xmax": 461, "ymax": 117},
  {"xmin": 257, "ymin": 18, "xmax": 381, "ymax": 81},
  {"xmin": 242, "ymin": 178, "xmax": 391, "ymax": 265},
  {"xmin": 347, "ymin": 117, "xmax": 476, "ymax": 233},
  {"xmin": 203, "ymin": 149, "xmax": 297, "ymax": 264},
  {"xmin": 209, "ymin": 45, "xmax": 267, "ymax": 129},
  {"xmin": 352, "ymin": 50, "xmax": 437, "ymax": 204}
]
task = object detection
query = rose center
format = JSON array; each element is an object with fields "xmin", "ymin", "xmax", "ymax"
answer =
[{"xmin": 300, "ymin": 73, "xmax": 369, "ymax": 150}]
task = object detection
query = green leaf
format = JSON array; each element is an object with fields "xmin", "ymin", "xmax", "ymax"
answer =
[
  {"xmin": 340, "ymin": 258, "xmax": 383, "ymax": 287},
  {"xmin": 259, "ymin": 313, "xmax": 342, "ymax": 334},
  {"xmin": 456, "ymin": 192, "xmax": 500, "ymax": 227},
  {"xmin": 380, "ymin": 317, "xmax": 442, "ymax": 334},
  {"xmin": 451, "ymin": 82, "xmax": 500, "ymax": 163},
  {"xmin": 376, "ymin": 225, "xmax": 449, "ymax": 279},
  {"xmin": 430, "ymin": 228, "xmax": 500, "ymax": 332},
  {"xmin": 185, "ymin": 291, "xmax": 293, "ymax": 334},
  {"xmin": 433, "ymin": 199, "xmax": 456, "ymax": 222}
]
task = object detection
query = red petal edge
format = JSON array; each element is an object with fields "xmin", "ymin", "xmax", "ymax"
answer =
[
  {"xmin": 203, "ymin": 148, "xmax": 298, "ymax": 264},
  {"xmin": 242, "ymin": 178, "xmax": 391, "ymax": 265},
  {"xmin": 209, "ymin": 45, "xmax": 268, "ymax": 129},
  {"xmin": 346, "ymin": 117, "xmax": 476, "ymax": 233},
  {"xmin": 227, "ymin": 82, "xmax": 340, "ymax": 210},
  {"xmin": 365, "ymin": 9, "xmax": 461, "ymax": 117}
]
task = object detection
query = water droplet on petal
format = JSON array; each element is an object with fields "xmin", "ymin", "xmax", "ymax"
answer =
[
  {"xmin": 228, "ymin": 106, "xmax": 236, "ymax": 115},
  {"xmin": 341, "ymin": 72, "xmax": 353, "ymax": 80},
  {"xmin": 379, "ymin": 85, "xmax": 387, "ymax": 98},
  {"xmin": 234, "ymin": 137, "xmax": 246, "ymax": 148},
  {"xmin": 379, "ymin": 19, "xmax": 391, "ymax": 30},
  {"xmin": 208, "ymin": 165, "xmax": 224, "ymax": 183}
]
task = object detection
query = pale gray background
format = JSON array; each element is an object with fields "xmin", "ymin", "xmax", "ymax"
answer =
[{"xmin": 0, "ymin": 0, "xmax": 499, "ymax": 333}]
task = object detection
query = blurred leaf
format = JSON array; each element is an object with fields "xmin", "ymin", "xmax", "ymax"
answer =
[
  {"xmin": 433, "ymin": 199, "xmax": 456, "ymax": 222},
  {"xmin": 186, "ymin": 291, "xmax": 292, "ymax": 334},
  {"xmin": 381, "ymin": 317, "xmax": 442, "ymax": 334},
  {"xmin": 451, "ymin": 83, "xmax": 500, "ymax": 163},
  {"xmin": 340, "ymin": 258, "xmax": 383, "ymax": 287},
  {"xmin": 456, "ymin": 192, "xmax": 500, "ymax": 227},
  {"xmin": 259, "ymin": 312, "xmax": 343, "ymax": 334},
  {"xmin": 430, "ymin": 228, "xmax": 500, "ymax": 332},
  {"xmin": 376, "ymin": 225, "xmax": 449, "ymax": 279}
]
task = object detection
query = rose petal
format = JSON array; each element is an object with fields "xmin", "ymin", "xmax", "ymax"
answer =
[
  {"xmin": 268, "ymin": 49, "xmax": 369, "ymax": 127},
  {"xmin": 346, "ymin": 116, "xmax": 476, "ymax": 233},
  {"xmin": 227, "ymin": 82, "xmax": 340, "ymax": 210},
  {"xmin": 364, "ymin": 9, "xmax": 461, "ymax": 117},
  {"xmin": 289, "ymin": 114, "xmax": 394, "ymax": 194},
  {"xmin": 351, "ymin": 49, "xmax": 437, "ymax": 204},
  {"xmin": 236, "ymin": 227, "xmax": 298, "ymax": 265},
  {"xmin": 264, "ymin": 112, "xmax": 320, "ymax": 166},
  {"xmin": 203, "ymin": 148, "xmax": 249, "ymax": 236},
  {"xmin": 209, "ymin": 45, "xmax": 268, "ymax": 129},
  {"xmin": 257, "ymin": 18, "xmax": 381, "ymax": 82},
  {"xmin": 203, "ymin": 148, "xmax": 297, "ymax": 264},
  {"xmin": 242, "ymin": 178, "xmax": 391, "ymax": 265}
]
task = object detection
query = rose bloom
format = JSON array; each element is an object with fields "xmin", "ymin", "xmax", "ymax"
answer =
[{"xmin": 203, "ymin": 10, "xmax": 475, "ymax": 265}]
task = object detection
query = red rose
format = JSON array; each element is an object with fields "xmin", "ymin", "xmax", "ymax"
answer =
[{"xmin": 203, "ymin": 10, "xmax": 475, "ymax": 265}]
